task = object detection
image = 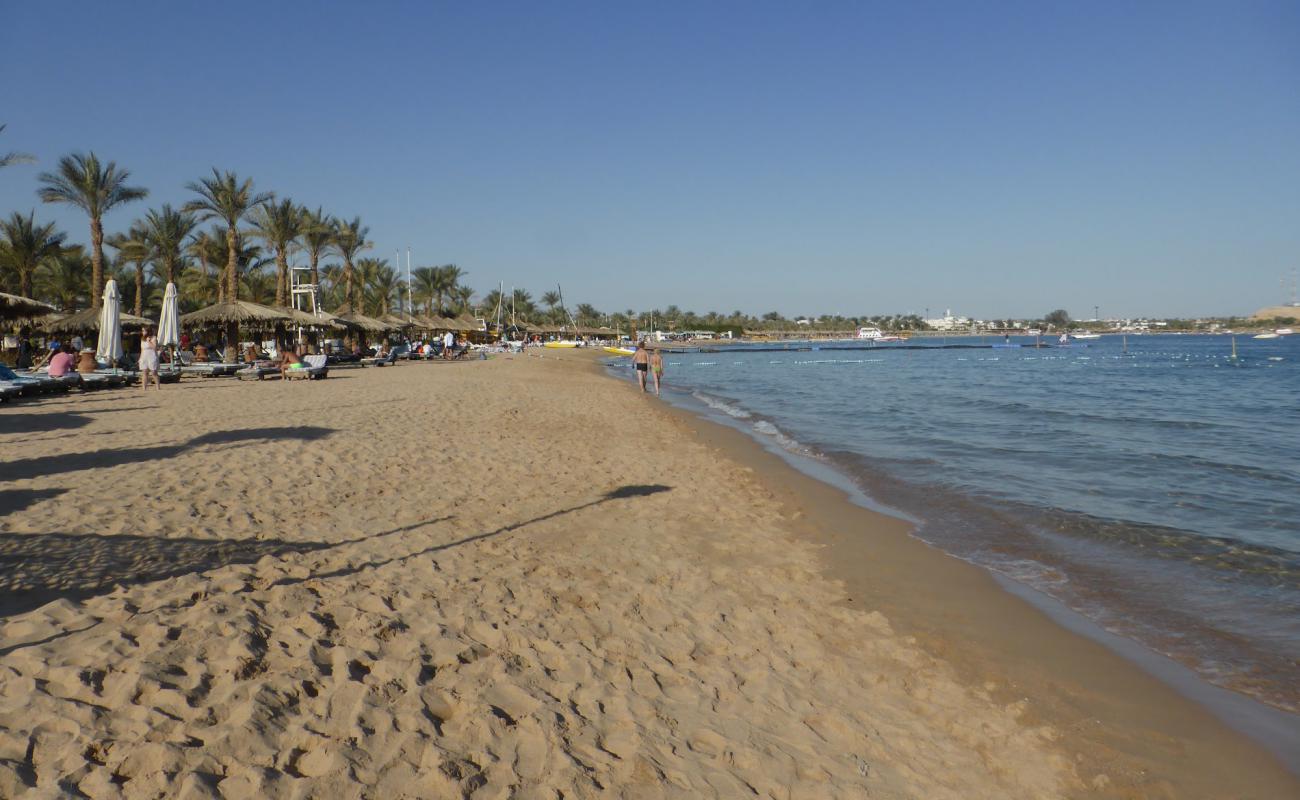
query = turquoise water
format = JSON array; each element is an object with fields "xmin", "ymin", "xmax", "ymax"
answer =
[{"xmin": 622, "ymin": 334, "xmax": 1299, "ymax": 712}]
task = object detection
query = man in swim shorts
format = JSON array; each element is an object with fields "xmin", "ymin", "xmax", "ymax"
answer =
[{"xmin": 632, "ymin": 340, "xmax": 650, "ymax": 392}]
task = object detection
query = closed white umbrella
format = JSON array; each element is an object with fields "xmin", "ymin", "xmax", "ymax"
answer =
[
  {"xmin": 95, "ymin": 279, "xmax": 123, "ymax": 367},
  {"xmin": 157, "ymin": 282, "xmax": 180, "ymax": 346}
]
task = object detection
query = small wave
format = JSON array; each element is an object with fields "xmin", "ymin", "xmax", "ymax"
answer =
[{"xmin": 692, "ymin": 392, "xmax": 752, "ymax": 419}]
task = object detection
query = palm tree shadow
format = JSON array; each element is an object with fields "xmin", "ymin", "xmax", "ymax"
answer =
[
  {"xmin": 0, "ymin": 485, "xmax": 672, "ymax": 651},
  {"xmin": 272, "ymin": 484, "xmax": 673, "ymax": 588},
  {"xmin": 0, "ymin": 425, "xmax": 335, "ymax": 482},
  {"xmin": 0, "ymin": 488, "xmax": 68, "ymax": 517},
  {"xmin": 0, "ymin": 530, "xmax": 332, "ymax": 625}
]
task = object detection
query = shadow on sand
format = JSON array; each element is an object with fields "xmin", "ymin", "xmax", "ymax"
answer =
[
  {"xmin": 0, "ymin": 426, "xmax": 335, "ymax": 482},
  {"xmin": 0, "ymin": 530, "xmax": 332, "ymax": 623},
  {"xmin": 269, "ymin": 484, "xmax": 674, "ymax": 588},
  {"xmin": 0, "ymin": 484, "xmax": 671, "ymax": 650}
]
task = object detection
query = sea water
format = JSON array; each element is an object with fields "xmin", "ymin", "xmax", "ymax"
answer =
[{"xmin": 621, "ymin": 334, "xmax": 1299, "ymax": 715}]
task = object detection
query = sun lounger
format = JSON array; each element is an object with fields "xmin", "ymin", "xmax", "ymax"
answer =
[
  {"xmin": 0, "ymin": 366, "xmax": 68, "ymax": 396},
  {"xmin": 180, "ymin": 362, "xmax": 242, "ymax": 377},
  {"xmin": 284, "ymin": 354, "xmax": 329, "ymax": 381},
  {"xmin": 362, "ymin": 351, "xmax": 398, "ymax": 367},
  {"xmin": 237, "ymin": 362, "xmax": 282, "ymax": 381}
]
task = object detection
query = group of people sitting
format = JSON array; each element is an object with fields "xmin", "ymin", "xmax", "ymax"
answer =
[{"xmin": 412, "ymin": 331, "xmax": 470, "ymax": 359}]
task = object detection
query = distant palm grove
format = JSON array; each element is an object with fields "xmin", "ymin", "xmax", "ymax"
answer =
[{"xmin": 1, "ymin": 137, "xmax": 935, "ymax": 336}]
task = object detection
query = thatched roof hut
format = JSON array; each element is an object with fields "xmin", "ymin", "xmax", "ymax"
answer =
[
  {"xmin": 0, "ymin": 292, "xmax": 55, "ymax": 322},
  {"xmin": 333, "ymin": 311, "xmax": 392, "ymax": 333},
  {"xmin": 181, "ymin": 300, "xmax": 292, "ymax": 327},
  {"xmin": 40, "ymin": 307, "xmax": 154, "ymax": 333},
  {"xmin": 276, "ymin": 306, "xmax": 344, "ymax": 328},
  {"xmin": 381, "ymin": 312, "xmax": 420, "ymax": 329}
]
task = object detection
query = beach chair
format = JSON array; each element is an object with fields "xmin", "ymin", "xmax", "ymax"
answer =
[
  {"xmin": 238, "ymin": 361, "xmax": 284, "ymax": 381},
  {"xmin": 362, "ymin": 351, "xmax": 398, "ymax": 367},
  {"xmin": 284, "ymin": 354, "xmax": 329, "ymax": 380}
]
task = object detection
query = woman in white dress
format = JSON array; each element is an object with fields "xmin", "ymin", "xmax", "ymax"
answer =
[{"xmin": 138, "ymin": 327, "xmax": 161, "ymax": 391}]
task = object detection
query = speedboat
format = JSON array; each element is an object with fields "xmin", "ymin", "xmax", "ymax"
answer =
[
  {"xmin": 1276, "ymin": 328, "xmax": 1294, "ymax": 336},
  {"xmin": 1072, "ymin": 331, "xmax": 1102, "ymax": 340},
  {"xmin": 1253, "ymin": 332, "xmax": 1280, "ymax": 339}
]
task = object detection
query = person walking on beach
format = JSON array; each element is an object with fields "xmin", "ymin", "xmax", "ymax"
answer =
[
  {"xmin": 650, "ymin": 347, "xmax": 664, "ymax": 396},
  {"xmin": 138, "ymin": 327, "xmax": 161, "ymax": 391},
  {"xmin": 443, "ymin": 330, "xmax": 456, "ymax": 359},
  {"xmin": 632, "ymin": 340, "xmax": 650, "ymax": 392}
]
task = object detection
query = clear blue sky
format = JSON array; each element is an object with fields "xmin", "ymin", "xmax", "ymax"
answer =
[{"xmin": 2, "ymin": 0, "xmax": 1297, "ymax": 319}]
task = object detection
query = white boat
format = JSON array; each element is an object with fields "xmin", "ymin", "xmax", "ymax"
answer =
[
  {"xmin": 1026, "ymin": 329, "xmax": 1042, "ymax": 336},
  {"xmin": 1071, "ymin": 331, "xmax": 1102, "ymax": 340},
  {"xmin": 1253, "ymin": 332, "xmax": 1280, "ymax": 340},
  {"xmin": 856, "ymin": 326, "xmax": 904, "ymax": 343},
  {"xmin": 1276, "ymin": 328, "xmax": 1294, "ymax": 335}
]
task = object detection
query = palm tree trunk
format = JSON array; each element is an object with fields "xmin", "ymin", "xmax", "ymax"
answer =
[
  {"xmin": 90, "ymin": 217, "xmax": 104, "ymax": 308},
  {"xmin": 310, "ymin": 252, "xmax": 320, "ymax": 292},
  {"xmin": 134, "ymin": 260, "xmax": 145, "ymax": 316},
  {"xmin": 225, "ymin": 228, "xmax": 239, "ymax": 301},
  {"xmin": 275, "ymin": 250, "xmax": 288, "ymax": 307},
  {"xmin": 343, "ymin": 257, "xmax": 354, "ymax": 311},
  {"xmin": 226, "ymin": 227, "xmax": 240, "ymax": 351},
  {"xmin": 19, "ymin": 269, "xmax": 32, "ymax": 298}
]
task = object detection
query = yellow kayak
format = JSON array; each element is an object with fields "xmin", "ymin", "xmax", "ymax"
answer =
[
  {"xmin": 543, "ymin": 341, "xmax": 579, "ymax": 348},
  {"xmin": 602, "ymin": 346, "xmax": 635, "ymax": 356}
]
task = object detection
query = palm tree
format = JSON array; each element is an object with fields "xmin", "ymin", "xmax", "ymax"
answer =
[
  {"xmin": 184, "ymin": 170, "xmax": 271, "ymax": 348},
  {"xmin": 37, "ymin": 152, "xmax": 148, "ymax": 307},
  {"xmin": 481, "ymin": 288, "xmax": 504, "ymax": 319},
  {"xmin": 331, "ymin": 216, "xmax": 370, "ymax": 309},
  {"xmin": 299, "ymin": 206, "xmax": 333, "ymax": 293},
  {"xmin": 541, "ymin": 290, "xmax": 561, "ymax": 319},
  {"xmin": 250, "ymin": 198, "xmax": 303, "ymax": 306},
  {"xmin": 439, "ymin": 264, "xmax": 464, "ymax": 299},
  {"xmin": 511, "ymin": 288, "xmax": 536, "ymax": 320},
  {"xmin": 107, "ymin": 224, "xmax": 152, "ymax": 316},
  {"xmin": 411, "ymin": 266, "xmax": 438, "ymax": 315},
  {"xmin": 0, "ymin": 124, "xmax": 35, "ymax": 174},
  {"xmin": 358, "ymin": 257, "xmax": 397, "ymax": 315},
  {"xmin": 186, "ymin": 226, "xmax": 228, "ymax": 303},
  {"xmin": 142, "ymin": 204, "xmax": 198, "ymax": 286},
  {"xmin": 37, "ymin": 246, "xmax": 91, "ymax": 311},
  {"xmin": 0, "ymin": 211, "xmax": 66, "ymax": 297},
  {"xmin": 576, "ymin": 303, "xmax": 600, "ymax": 326},
  {"xmin": 240, "ymin": 260, "xmax": 276, "ymax": 305},
  {"xmin": 450, "ymin": 285, "xmax": 473, "ymax": 314}
]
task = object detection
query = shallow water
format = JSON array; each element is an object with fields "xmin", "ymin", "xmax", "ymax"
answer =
[{"xmin": 624, "ymin": 333, "xmax": 1300, "ymax": 712}]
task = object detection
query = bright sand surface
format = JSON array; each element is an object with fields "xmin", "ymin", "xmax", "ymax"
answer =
[{"xmin": 0, "ymin": 353, "xmax": 1295, "ymax": 798}]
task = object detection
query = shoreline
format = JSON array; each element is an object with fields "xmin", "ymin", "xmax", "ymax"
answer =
[
  {"xmin": 581, "ymin": 350, "xmax": 1300, "ymax": 796},
  {"xmin": 1, "ymin": 353, "xmax": 1295, "ymax": 797}
]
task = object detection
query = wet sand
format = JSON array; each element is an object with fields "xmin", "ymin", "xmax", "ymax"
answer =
[{"xmin": 0, "ymin": 352, "xmax": 1293, "ymax": 798}]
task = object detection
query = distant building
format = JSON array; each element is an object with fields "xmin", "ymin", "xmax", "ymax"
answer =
[{"xmin": 924, "ymin": 309, "xmax": 970, "ymax": 331}]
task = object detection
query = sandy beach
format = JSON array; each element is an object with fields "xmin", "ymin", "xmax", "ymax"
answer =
[{"xmin": 1, "ymin": 354, "xmax": 1295, "ymax": 798}]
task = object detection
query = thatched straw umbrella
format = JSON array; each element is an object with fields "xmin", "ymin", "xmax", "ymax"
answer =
[
  {"xmin": 41, "ymin": 306, "xmax": 154, "ymax": 333},
  {"xmin": 180, "ymin": 299, "xmax": 292, "ymax": 327},
  {"xmin": 381, "ymin": 311, "xmax": 420, "ymax": 330},
  {"xmin": 0, "ymin": 292, "xmax": 55, "ymax": 322},
  {"xmin": 277, "ymin": 306, "xmax": 344, "ymax": 329},
  {"xmin": 333, "ymin": 311, "xmax": 392, "ymax": 333}
]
